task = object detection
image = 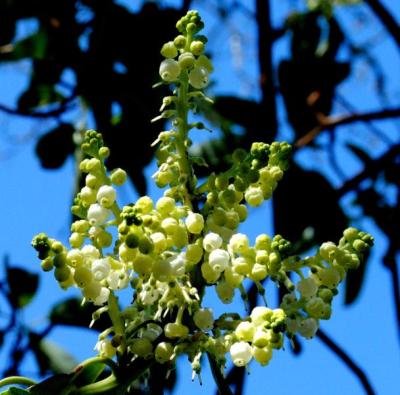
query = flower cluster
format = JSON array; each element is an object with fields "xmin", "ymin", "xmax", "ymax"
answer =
[{"xmin": 31, "ymin": 10, "xmax": 373, "ymax": 386}]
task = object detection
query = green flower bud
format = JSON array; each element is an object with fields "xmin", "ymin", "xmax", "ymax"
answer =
[
  {"xmin": 195, "ymin": 54, "xmax": 213, "ymax": 72},
  {"xmin": 189, "ymin": 66, "xmax": 209, "ymax": 89},
  {"xmin": 98, "ymin": 146, "xmax": 110, "ymax": 159},
  {"xmin": 164, "ymin": 323, "xmax": 189, "ymax": 339},
  {"xmin": 186, "ymin": 244, "xmax": 203, "ymax": 264},
  {"xmin": 155, "ymin": 342, "xmax": 174, "ymax": 363},
  {"xmin": 41, "ymin": 257, "xmax": 54, "ymax": 272},
  {"xmin": 54, "ymin": 265, "xmax": 71, "ymax": 283},
  {"xmin": 252, "ymin": 345, "xmax": 273, "ymax": 366},
  {"xmin": 235, "ymin": 321, "xmax": 255, "ymax": 342},
  {"xmin": 216, "ymin": 281, "xmax": 234, "ymax": 304},
  {"xmin": 133, "ymin": 254, "xmax": 153, "ymax": 276},
  {"xmin": 174, "ymin": 35, "xmax": 187, "ymax": 49},
  {"xmin": 74, "ymin": 266, "xmax": 93, "ymax": 288},
  {"xmin": 178, "ymin": 52, "xmax": 195, "ymax": 69},
  {"xmin": 194, "ymin": 308, "xmax": 214, "ymax": 330},
  {"xmin": 161, "ymin": 41, "xmax": 178, "ymax": 58},
  {"xmin": 190, "ymin": 40, "xmax": 204, "ymax": 55},
  {"xmin": 110, "ymin": 168, "xmax": 127, "ymax": 186},
  {"xmin": 130, "ymin": 338, "xmax": 153, "ymax": 359},
  {"xmin": 69, "ymin": 232, "xmax": 84, "ymax": 248}
]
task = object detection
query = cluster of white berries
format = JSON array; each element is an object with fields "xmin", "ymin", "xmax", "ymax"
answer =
[{"xmin": 31, "ymin": 10, "xmax": 373, "ymax": 385}]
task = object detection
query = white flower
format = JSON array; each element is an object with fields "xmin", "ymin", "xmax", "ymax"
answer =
[
  {"xmin": 97, "ymin": 185, "xmax": 117, "ymax": 208},
  {"xmin": 230, "ymin": 341, "xmax": 252, "ymax": 367},
  {"xmin": 203, "ymin": 232, "xmax": 222, "ymax": 252},
  {"xmin": 208, "ymin": 249, "xmax": 230, "ymax": 273},
  {"xmin": 92, "ymin": 258, "xmax": 111, "ymax": 281},
  {"xmin": 87, "ymin": 203, "xmax": 111, "ymax": 226}
]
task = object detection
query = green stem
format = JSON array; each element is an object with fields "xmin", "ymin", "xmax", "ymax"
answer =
[
  {"xmin": 107, "ymin": 292, "xmax": 126, "ymax": 354},
  {"xmin": 0, "ymin": 376, "xmax": 36, "ymax": 388},
  {"xmin": 77, "ymin": 374, "xmax": 119, "ymax": 394},
  {"xmin": 175, "ymin": 73, "xmax": 195, "ymax": 208}
]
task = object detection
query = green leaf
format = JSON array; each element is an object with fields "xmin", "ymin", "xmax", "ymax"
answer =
[
  {"xmin": 6, "ymin": 267, "xmax": 39, "ymax": 309},
  {"xmin": 29, "ymin": 374, "xmax": 72, "ymax": 395},
  {"xmin": 30, "ymin": 332, "xmax": 77, "ymax": 375},
  {"xmin": 0, "ymin": 30, "xmax": 47, "ymax": 62},
  {"xmin": 73, "ymin": 361, "xmax": 105, "ymax": 387},
  {"xmin": 0, "ymin": 388, "xmax": 30, "ymax": 395},
  {"xmin": 190, "ymin": 155, "xmax": 208, "ymax": 168}
]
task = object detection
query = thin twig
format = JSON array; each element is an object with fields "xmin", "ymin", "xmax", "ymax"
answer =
[
  {"xmin": 364, "ymin": 0, "xmax": 400, "ymax": 50},
  {"xmin": 296, "ymin": 107, "xmax": 400, "ymax": 147},
  {"xmin": 335, "ymin": 94, "xmax": 394, "ymax": 145},
  {"xmin": 317, "ymin": 329, "xmax": 376, "ymax": 395}
]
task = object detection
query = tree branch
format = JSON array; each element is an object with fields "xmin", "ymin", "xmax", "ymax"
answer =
[
  {"xmin": 0, "ymin": 94, "xmax": 76, "ymax": 119},
  {"xmin": 296, "ymin": 107, "xmax": 400, "ymax": 147},
  {"xmin": 364, "ymin": 0, "xmax": 400, "ymax": 50},
  {"xmin": 256, "ymin": 0, "xmax": 277, "ymax": 133},
  {"xmin": 317, "ymin": 329, "xmax": 376, "ymax": 395},
  {"xmin": 383, "ymin": 250, "xmax": 400, "ymax": 345},
  {"xmin": 208, "ymin": 353, "xmax": 234, "ymax": 395},
  {"xmin": 338, "ymin": 143, "xmax": 400, "ymax": 196}
]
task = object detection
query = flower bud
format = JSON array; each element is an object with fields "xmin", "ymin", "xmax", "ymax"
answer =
[
  {"xmin": 194, "ymin": 308, "xmax": 214, "ymax": 330},
  {"xmin": 245, "ymin": 186, "xmax": 264, "ymax": 207},
  {"xmin": 110, "ymin": 168, "xmax": 127, "ymax": 186},
  {"xmin": 161, "ymin": 41, "xmax": 178, "ymax": 58},
  {"xmin": 155, "ymin": 342, "xmax": 174, "ymax": 363},
  {"xmin": 189, "ymin": 66, "xmax": 209, "ymax": 89},
  {"xmin": 185, "ymin": 212, "xmax": 204, "ymax": 234}
]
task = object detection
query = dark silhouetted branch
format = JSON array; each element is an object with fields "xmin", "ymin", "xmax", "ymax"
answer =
[
  {"xmin": 317, "ymin": 329, "xmax": 376, "ymax": 395},
  {"xmin": 383, "ymin": 250, "xmax": 400, "ymax": 345},
  {"xmin": 0, "ymin": 94, "xmax": 76, "ymax": 119},
  {"xmin": 208, "ymin": 353, "xmax": 234, "ymax": 395},
  {"xmin": 364, "ymin": 0, "xmax": 400, "ymax": 50},
  {"xmin": 296, "ymin": 107, "xmax": 400, "ymax": 147},
  {"xmin": 338, "ymin": 143, "xmax": 400, "ymax": 196}
]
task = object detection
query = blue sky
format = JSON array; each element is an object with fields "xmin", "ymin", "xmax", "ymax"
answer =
[{"xmin": 0, "ymin": 0, "xmax": 399, "ymax": 394}]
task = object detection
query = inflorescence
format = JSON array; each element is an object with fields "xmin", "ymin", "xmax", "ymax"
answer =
[{"xmin": 31, "ymin": 10, "xmax": 373, "ymax": 385}]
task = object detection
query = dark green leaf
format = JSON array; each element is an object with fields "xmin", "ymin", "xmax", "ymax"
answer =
[
  {"xmin": 344, "ymin": 250, "xmax": 370, "ymax": 305},
  {"xmin": 0, "ymin": 31, "xmax": 47, "ymax": 62},
  {"xmin": 274, "ymin": 163, "xmax": 348, "ymax": 252},
  {"xmin": 29, "ymin": 374, "xmax": 72, "ymax": 395},
  {"xmin": 49, "ymin": 298, "xmax": 111, "ymax": 331},
  {"xmin": 214, "ymin": 96, "xmax": 266, "ymax": 130},
  {"xmin": 35, "ymin": 124, "xmax": 75, "ymax": 169},
  {"xmin": 0, "ymin": 388, "xmax": 30, "ymax": 395},
  {"xmin": 6, "ymin": 267, "xmax": 39, "ymax": 309}
]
